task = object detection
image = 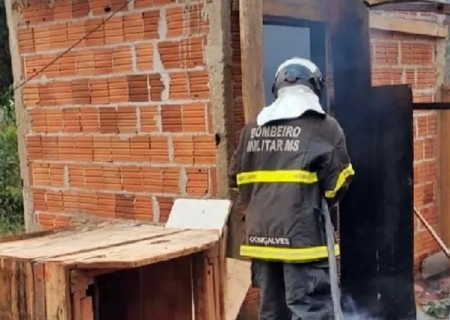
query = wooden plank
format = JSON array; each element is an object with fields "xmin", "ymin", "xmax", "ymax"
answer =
[
  {"xmin": 166, "ymin": 199, "xmax": 231, "ymax": 236},
  {"xmin": 44, "ymin": 263, "xmax": 71, "ymax": 320},
  {"xmin": 80, "ymin": 297, "xmax": 94, "ymax": 320},
  {"xmin": 369, "ymin": 13, "xmax": 448, "ymax": 38},
  {"xmin": 33, "ymin": 263, "xmax": 47, "ymax": 320},
  {"xmin": 0, "ymin": 223, "xmax": 181, "ymax": 260},
  {"xmin": 13, "ymin": 261, "xmax": 35, "ymax": 320},
  {"xmin": 24, "ymin": 262, "xmax": 36, "ymax": 319},
  {"xmin": 192, "ymin": 251, "xmax": 216, "ymax": 320},
  {"xmin": 0, "ymin": 228, "xmax": 71, "ymax": 244},
  {"xmin": 440, "ymin": 84, "xmax": 450, "ymax": 246},
  {"xmin": 240, "ymin": 0, "xmax": 265, "ymax": 123},
  {"xmin": 0, "ymin": 258, "xmax": 13, "ymax": 319},
  {"xmin": 47, "ymin": 229, "xmax": 220, "ymax": 269},
  {"xmin": 0, "ymin": 223, "xmax": 109, "ymax": 254},
  {"xmin": 70, "ymin": 270, "xmax": 94, "ymax": 320},
  {"xmin": 219, "ymin": 229, "xmax": 227, "ymax": 320},
  {"xmin": 0, "ymin": 259, "xmax": 35, "ymax": 320},
  {"xmin": 225, "ymin": 259, "xmax": 252, "ymax": 320}
]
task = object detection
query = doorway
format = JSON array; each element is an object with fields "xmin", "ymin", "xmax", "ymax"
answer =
[{"xmin": 263, "ymin": 17, "xmax": 327, "ymax": 108}]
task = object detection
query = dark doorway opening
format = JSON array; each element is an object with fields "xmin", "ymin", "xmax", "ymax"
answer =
[{"xmin": 92, "ymin": 258, "xmax": 193, "ymax": 320}]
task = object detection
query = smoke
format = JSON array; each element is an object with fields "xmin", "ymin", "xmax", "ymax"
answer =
[{"xmin": 341, "ymin": 295, "xmax": 379, "ymax": 320}]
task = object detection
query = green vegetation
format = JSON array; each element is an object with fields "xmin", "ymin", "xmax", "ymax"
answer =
[{"xmin": 0, "ymin": 1, "xmax": 23, "ymax": 235}]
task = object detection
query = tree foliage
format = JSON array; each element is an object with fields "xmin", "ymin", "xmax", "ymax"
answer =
[
  {"xmin": 0, "ymin": 3, "xmax": 23, "ymax": 234},
  {"xmin": 0, "ymin": 0, "xmax": 12, "ymax": 90}
]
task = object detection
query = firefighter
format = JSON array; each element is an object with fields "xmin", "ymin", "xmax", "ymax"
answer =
[{"xmin": 228, "ymin": 57, "xmax": 354, "ymax": 320}]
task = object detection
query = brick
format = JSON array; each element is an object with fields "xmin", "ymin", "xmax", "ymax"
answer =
[
  {"xmin": 17, "ymin": 28, "xmax": 35, "ymax": 53},
  {"xmin": 161, "ymin": 103, "xmax": 206, "ymax": 132},
  {"xmin": 401, "ymin": 42, "xmax": 434, "ymax": 66},
  {"xmin": 148, "ymin": 74, "xmax": 164, "ymax": 101},
  {"xmin": 135, "ymin": 196, "xmax": 153, "ymax": 221},
  {"xmin": 53, "ymin": 0, "xmax": 73, "ymax": 21},
  {"xmin": 166, "ymin": 7, "xmax": 185, "ymax": 38},
  {"xmin": 371, "ymin": 68, "xmax": 403, "ymax": 86},
  {"xmin": 116, "ymin": 194, "xmax": 136, "ymax": 219},
  {"xmin": 109, "ymin": 77, "xmax": 129, "ymax": 103},
  {"xmin": 128, "ymin": 75, "xmax": 149, "ymax": 102},
  {"xmin": 154, "ymin": 0, "xmax": 176, "ymax": 5},
  {"xmin": 23, "ymin": 84, "xmax": 39, "ymax": 107},
  {"xmin": 123, "ymin": 13, "xmax": 145, "ymax": 41},
  {"xmin": 94, "ymin": 48, "xmax": 114, "ymax": 74},
  {"xmin": 34, "ymin": 27, "xmax": 51, "ymax": 52},
  {"xmin": 186, "ymin": 168, "xmax": 209, "ymax": 195},
  {"xmin": 416, "ymin": 68, "xmax": 436, "ymax": 90},
  {"xmin": 143, "ymin": 10, "xmax": 160, "ymax": 39},
  {"xmin": 104, "ymin": 16, "xmax": 125, "ymax": 44},
  {"xmin": 157, "ymin": 196, "xmax": 174, "ymax": 223},
  {"xmin": 72, "ymin": 0, "xmax": 90, "ymax": 19},
  {"xmin": 77, "ymin": 50, "xmax": 96, "ymax": 75},
  {"xmin": 113, "ymin": 46, "xmax": 133, "ymax": 72},
  {"xmin": 46, "ymin": 190, "xmax": 64, "ymax": 213},
  {"xmin": 373, "ymin": 42, "xmax": 399, "ymax": 65},
  {"xmin": 136, "ymin": 43, "xmax": 154, "ymax": 71},
  {"xmin": 140, "ymin": 106, "xmax": 159, "ymax": 132},
  {"xmin": 165, "ymin": 5, "xmax": 208, "ymax": 38},
  {"xmin": 55, "ymin": 215, "xmax": 72, "ymax": 228},
  {"xmin": 49, "ymin": 23, "xmax": 69, "ymax": 50},
  {"xmin": 31, "ymin": 163, "xmax": 65, "ymax": 187},
  {"xmin": 161, "ymin": 105, "xmax": 183, "ymax": 132},
  {"xmin": 68, "ymin": 22, "xmax": 87, "ymax": 47},
  {"xmin": 134, "ymin": 0, "xmax": 153, "ymax": 9},
  {"xmin": 188, "ymin": 70, "xmax": 210, "ymax": 98},
  {"xmin": 158, "ymin": 37, "xmax": 205, "ymax": 69},
  {"xmin": 172, "ymin": 135, "xmax": 215, "ymax": 165},
  {"xmin": 85, "ymin": 18, "xmax": 105, "ymax": 47},
  {"xmin": 90, "ymin": 0, "xmax": 113, "ymax": 16},
  {"xmin": 90, "ymin": 78, "xmax": 110, "ymax": 104},
  {"xmin": 37, "ymin": 213, "xmax": 56, "ymax": 228}
]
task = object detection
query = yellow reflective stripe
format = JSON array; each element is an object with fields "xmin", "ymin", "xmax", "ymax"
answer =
[
  {"xmin": 236, "ymin": 170, "xmax": 318, "ymax": 186},
  {"xmin": 240, "ymin": 244, "xmax": 340, "ymax": 262},
  {"xmin": 324, "ymin": 164, "xmax": 355, "ymax": 199}
]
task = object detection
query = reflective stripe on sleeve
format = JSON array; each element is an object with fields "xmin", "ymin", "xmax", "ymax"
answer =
[
  {"xmin": 240, "ymin": 244, "xmax": 340, "ymax": 262},
  {"xmin": 324, "ymin": 164, "xmax": 355, "ymax": 199},
  {"xmin": 236, "ymin": 170, "xmax": 318, "ymax": 186}
]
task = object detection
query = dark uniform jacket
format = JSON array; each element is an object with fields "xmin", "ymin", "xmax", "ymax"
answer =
[{"xmin": 228, "ymin": 112, "xmax": 354, "ymax": 263}]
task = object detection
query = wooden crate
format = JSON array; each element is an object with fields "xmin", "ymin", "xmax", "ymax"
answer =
[{"xmin": 0, "ymin": 221, "xmax": 226, "ymax": 320}]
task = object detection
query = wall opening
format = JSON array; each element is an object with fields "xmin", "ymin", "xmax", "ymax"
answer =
[{"xmin": 263, "ymin": 18, "xmax": 311, "ymax": 105}]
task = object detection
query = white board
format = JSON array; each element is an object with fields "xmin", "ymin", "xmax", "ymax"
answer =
[{"xmin": 166, "ymin": 199, "xmax": 232, "ymax": 235}]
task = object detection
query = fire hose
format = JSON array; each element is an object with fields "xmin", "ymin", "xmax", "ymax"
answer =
[{"xmin": 322, "ymin": 199, "xmax": 345, "ymax": 320}]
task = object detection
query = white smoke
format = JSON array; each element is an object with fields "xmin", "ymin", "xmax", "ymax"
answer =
[{"xmin": 341, "ymin": 295, "xmax": 379, "ymax": 320}]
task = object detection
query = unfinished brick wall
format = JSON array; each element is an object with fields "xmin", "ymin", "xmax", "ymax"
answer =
[
  {"xmin": 231, "ymin": 13, "xmax": 442, "ymax": 306},
  {"xmin": 14, "ymin": 0, "xmax": 219, "ymax": 228}
]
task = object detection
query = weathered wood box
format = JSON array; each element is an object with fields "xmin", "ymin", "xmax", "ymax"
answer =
[{"xmin": 0, "ymin": 220, "xmax": 226, "ymax": 320}]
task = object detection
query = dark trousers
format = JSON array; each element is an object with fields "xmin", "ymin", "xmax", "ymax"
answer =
[{"xmin": 252, "ymin": 260, "xmax": 333, "ymax": 320}]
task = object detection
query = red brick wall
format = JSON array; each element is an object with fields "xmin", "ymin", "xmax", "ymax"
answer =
[
  {"xmin": 231, "ymin": 13, "xmax": 442, "ymax": 306},
  {"xmin": 16, "ymin": 0, "xmax": 218, "ymax": 228}
]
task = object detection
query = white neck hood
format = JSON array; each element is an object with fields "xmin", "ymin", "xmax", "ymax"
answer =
[{"xmin": 257, "ymin": 84, "xmax": 325, "ymax": 126}]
